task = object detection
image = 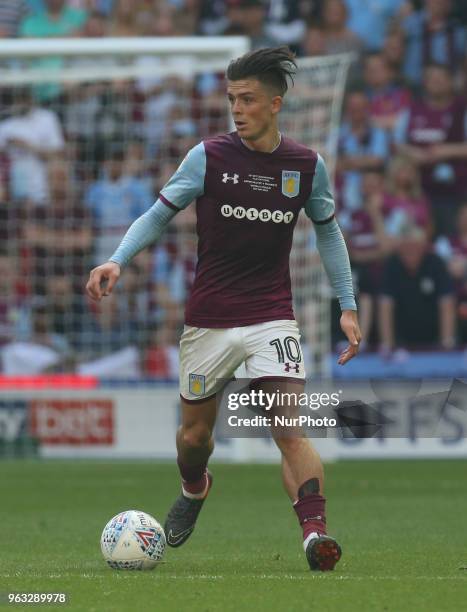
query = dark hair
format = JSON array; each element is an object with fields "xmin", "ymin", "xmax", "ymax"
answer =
[{"xmin": 226, "ymin": 46, "xmax": 297, "ymax": 96}]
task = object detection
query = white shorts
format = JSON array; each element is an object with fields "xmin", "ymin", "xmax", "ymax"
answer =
[{"xmin": 180, "ymin": 319, "xmax": 305, "ymax": 402}]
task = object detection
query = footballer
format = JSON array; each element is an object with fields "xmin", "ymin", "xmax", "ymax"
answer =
[{"xmin": 86, "ymin": 47, "xmax": 361, "ymax": 571}]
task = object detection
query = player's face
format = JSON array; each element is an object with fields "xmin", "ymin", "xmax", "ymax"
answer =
[{"xmin": 227, "ymin": 79, "xmax": 281, "ymax": 142}]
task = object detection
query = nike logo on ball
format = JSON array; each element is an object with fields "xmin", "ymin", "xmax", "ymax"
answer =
[{"xmin": 167, "ymin": 527, "xmax": 194, "ymax": 545}]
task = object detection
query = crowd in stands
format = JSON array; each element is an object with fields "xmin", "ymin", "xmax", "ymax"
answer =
[{"xmin": 0, "ymin": 0, "xmax": 466, "ymax": 376}]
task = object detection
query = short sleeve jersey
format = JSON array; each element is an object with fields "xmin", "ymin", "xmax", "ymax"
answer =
[{"xmin": 160, "ymin": 132, "xmax": 334, "ymax": 328}]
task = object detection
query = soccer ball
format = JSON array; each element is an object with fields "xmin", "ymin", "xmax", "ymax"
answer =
[{"xmin": 100, "ymin": 510, "xmax": 166, "ymax": 570}]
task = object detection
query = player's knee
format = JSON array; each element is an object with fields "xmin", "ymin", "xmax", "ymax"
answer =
[{"xmin": 180, "ymin": 424, "xmax": 212, "ymax": 451}]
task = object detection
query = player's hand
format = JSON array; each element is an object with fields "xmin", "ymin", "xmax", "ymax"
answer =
[
  {"xmin": 86, "ymin": 261, "xmax": 121, "ymax": 301},
  {"xmin": 338, "ymin": 310, "xmax": 361, "ymax": 365}
]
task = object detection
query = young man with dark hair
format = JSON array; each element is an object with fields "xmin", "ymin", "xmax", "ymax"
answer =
[{"xmin": 86, "ymin": 47, "xmax": 361, "ymax": 572}]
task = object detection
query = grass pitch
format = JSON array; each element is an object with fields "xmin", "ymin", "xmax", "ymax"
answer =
[{"xmin": 0, "ymin": 460, "xmax": 466, "ymax": 612}]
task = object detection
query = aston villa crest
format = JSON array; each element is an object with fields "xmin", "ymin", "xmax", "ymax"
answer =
[
  {"xmin": 189, "ymin": 373, "xmax": 205, "ymax": 396},
  {"xmin": 281, "ymin": 171, "xmax": 300, "ymax": 198}
]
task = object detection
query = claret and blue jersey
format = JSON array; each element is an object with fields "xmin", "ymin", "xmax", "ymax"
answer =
[
  {"xmin": 158, "ymin": 132, "xmax": 335, "ymax": 328},
  {"xmin": 110, "ymin": 131, "xmax": 356, "ymax": 326}
]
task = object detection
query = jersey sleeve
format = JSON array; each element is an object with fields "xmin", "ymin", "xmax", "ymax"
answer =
[
  {"xmin": 159, "ymin": 142, "xmax": 206, "ymax": 210},
  {"xmin": 304, "ymin": 154, "xmax": 335, "ymax": 224}
]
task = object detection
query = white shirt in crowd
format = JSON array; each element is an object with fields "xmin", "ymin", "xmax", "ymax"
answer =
[{"xmin": 0, "ymin": 107, "xmax": 65, "ymax": 204}]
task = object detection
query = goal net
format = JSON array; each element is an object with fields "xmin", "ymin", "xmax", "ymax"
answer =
[
  {"xmin": 0, "ymin": 39, "xmax": 353, "ymax": 379},
  {"xmin": 287, "ymin": 54, "xmax": 354, "ymax": 377}
]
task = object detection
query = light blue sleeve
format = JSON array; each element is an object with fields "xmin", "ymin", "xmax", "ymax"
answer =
[
  {"xmin": 314, "ymin": 220, "xmax": 357, "ymax": 311},
  {"xmin": 393, "ymin": 109, "xmax": 410, "ymax": 145},
  {"xmin": 159, "ymin": 142, "xmax": 206, "ymax": 209},
  {"xmin": 304, "ymin": 154, "xmax": 335, "ymax": 223},
  {"xmin": 109, "ymin": 199, "xmax": 177, "ymax": 268},
  {"xmin": 305, "ymin": 155, "xmax": 356, "ymax": 311},
  {"xmin": 370, "ymin": 127, "xmax": 389, "ymax": 158}
]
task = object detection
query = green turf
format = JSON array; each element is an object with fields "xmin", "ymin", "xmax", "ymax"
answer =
[{"xmin": 0, "ymin": 460, "xmax": 466, "ymax": 612}]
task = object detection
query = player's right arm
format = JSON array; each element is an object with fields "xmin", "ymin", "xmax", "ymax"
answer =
[{"xmin": 86, "ymin": 143, "xmax": 206, "ymax": 301}]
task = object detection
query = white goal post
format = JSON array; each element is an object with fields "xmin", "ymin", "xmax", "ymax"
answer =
[{"xmin": 0, "ymin": 37, "xmax": 353, "ymax": 381}]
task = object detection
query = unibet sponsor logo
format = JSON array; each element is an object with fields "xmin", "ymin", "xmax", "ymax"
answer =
[{"xmin": 221, "ymin": 205, "xmax": 294, "ymax": 224}]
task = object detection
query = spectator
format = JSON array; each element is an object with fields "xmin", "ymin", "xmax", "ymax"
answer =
[
  {"xmin": 0, "ymin": 253, "xmax": 30, "ymax": 346},
  {"xmin": 85, "ymin": 147, "xmax": 153, "ymax": 263},
  {"xmin": 92, "ymin": 0, "xmax": 114, "ymax": 14},
  {"xmin": 301, "ymin": 26, "xmax": 326, "ymax": 58},
  {"xmin": 193, "ymin": 76, "xmax": 229, "ymax": 139},
  {"xmin": 0, "ymin": 0, "xmax": 29, "ymax": 37},
  {"xmin": 197, "ymin": 0, "xmax": 229, "ymax": 35},
  {"xmin": 20, "ymin": 0, "xmax": 87, "ymax": 36},
  {"xmin": 139, "ymin": 3, "xmax": 180, "ymax": 37},
  {"xmin": 86, "ymin": 290, "xmax": 140, "ymax": 358},
  {"xmin": 1, "ymin": 302, "xmax": 71, "ymax": 374},
  {"xmin": 20, "ymin": 0, "xmax": 88, "ymax": 99},
  {"xmin": 23, "ymin": 159, "xmax": 92, "ymax": 293},
  {"xmin": 402, "ymin": 0, "xmax": 466, "ymax": 87},
  {"xmin": 133, "ymin": 47, "xmax": 194, "ymax": 158},
  {"xmin": 0, "ymin": 158, "xmax": 25, "ymax": 253},
  {"xmin": 152, "ymin": 159, "xmax": 177, "ymax": 197},
  {"xmin": 124, "ymin": 139, "xmax": 151, "ymax": 184},
  {"xmin": 44, "ymin": 271, "xmax": 90, "ymax": 352},
  {"xmin": 300, "ymin": 0, "xmax": 325, "ymax": 24},
  {"xmin": 119, "ymin": 260, "xmax": 153, "ymax": 343},
  {"xmin": 363, "ymin": 52, "xmax": 411, "ymax": 132},
  {"xmin": 265, "ymin": 0, "xmax": 306, "ymax": 51},
  {"xmin": 80, "ymin": 8, "xmax": 107, "ymax": 35},
  {"xmin": 27, "ymin": 0, "xmax": 103, "ymax": 10},
  {"xmin": 318, "ymin": 0, "xmax": 365, "ymax": 84},
  {"xmin": 345, "ymin": 0, "xmax": 407, "ymax": 51},
  {"xmin": 336, "ymin": 90, "xmax": 389, "ymax": 212},
  {"xmin": 382, "ymin": 27, "xmax": 406, "ymax": 77},
  {"xmin": 144, "ymin": 326, "xmax": 179, "ymax": 380},
  {"xmin": 344, "ymin": 170, "xmax": 391, "ymax": 347},
  {"xmin": 171, "ymin": 0, "xmax": 199, "ymax": 35},
  {"xmin": 108, "ymin": 0, "xmax": 148, "ymax": 37},
  {"xmin": 152, "ymin": 208, "xmax": 197, "ymax": 332},
  {"xmin": 225, "ymin": 0, "xmax": 276, "ymax": 50},
  {"xmin": 454, "ymin": 2, "xmax": 467, "ymax": 26},
  {"xmin": 0, "ymin": 87, "xmax": 65, "ymax": 205},
  {"xmin": 164, "ymin": 104, "xmax": 198, "ymax": 161},
  {"xmin": 321, "ymin": 0, "xmax": 364, "ymax": 57},
  {"xmin": 383, "ymin": 155, "xmax": 432, "ymax": 238},
  {"xmin": 65, "ymin": 80, "xmax": 131, "ymax": 180},
  {"xmin": 435, "ymin": 203, "xmax": 467, "ymax": 344},
  {"xmin": 379, "ymin": 225, "xmax": 456, "ymax": 352},
  {"xmin": 393, "ymin": 64, "xmax": 467, "ymax": 236}
]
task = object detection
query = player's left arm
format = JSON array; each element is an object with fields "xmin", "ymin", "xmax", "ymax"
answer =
[{"xmin": 304, "ymin": 154, "xmax": 361, "ymax": 365}]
